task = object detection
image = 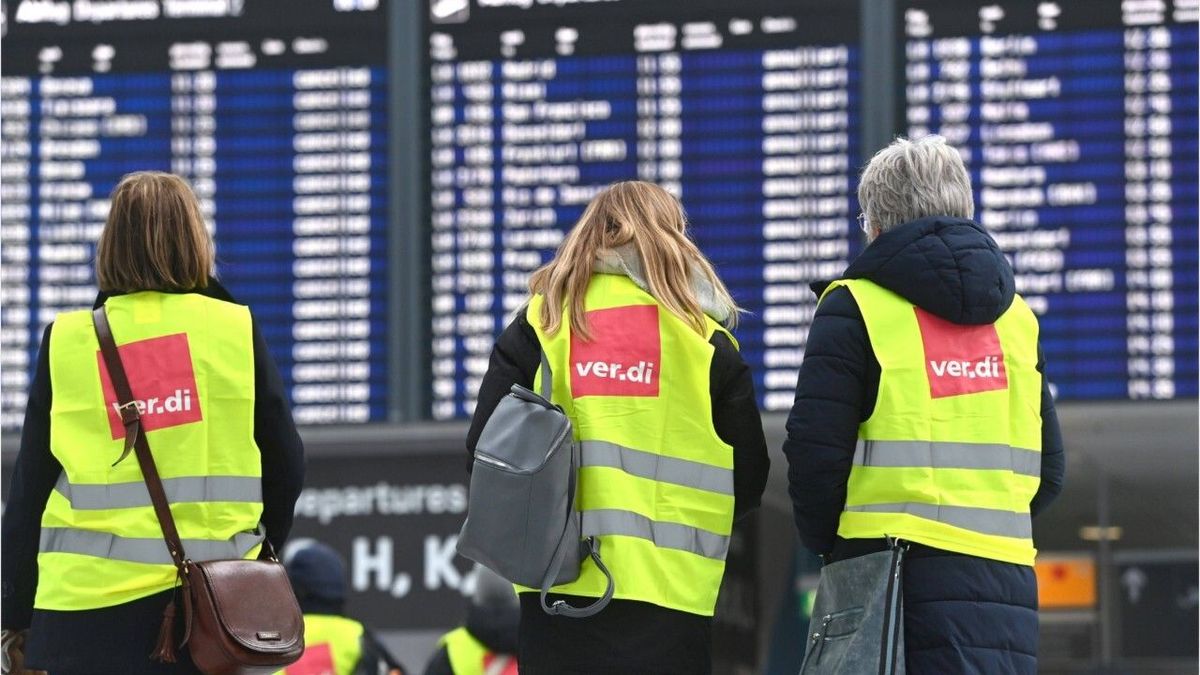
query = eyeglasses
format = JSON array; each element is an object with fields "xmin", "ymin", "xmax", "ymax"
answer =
[{"xmin": 857, "ymin": 213, "xmax": 870, "ymax": 234}]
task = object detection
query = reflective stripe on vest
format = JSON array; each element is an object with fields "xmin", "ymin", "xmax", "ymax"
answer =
[
  {"xmin": 37, "ymin": 292, "xmax": 262, "ymax": 611},
  {"xmin": 276, "ymin": 614, "xmax": 365, "ymax": 675},
  {"xmin": 39, "ymin": 526, "xmax": 265, "ymax": 565},
  {"xmin": 525, "ymin": 274, "xmax": 736, "ymax": 616},
  {"xmin": 825, "ymin": 278, "xmax": 1043, "ymax": 566},
  {"xmin": 54, "ymin": 474, "xmax": 262, "ymax": 510},
  {"xmin": 580, "ymin": 440, "xmax": 734, "ymax": 495},
  {"xmin": 854, "ymin": 440, "xmax": 1041, "ymax": 478}
]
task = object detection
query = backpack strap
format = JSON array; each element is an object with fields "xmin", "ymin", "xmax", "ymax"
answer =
[
  {"xmin": 539, "ymin": 350, "xmax": 552, "ymax": 401},
  {"xmin": 538, "ymin": 447, "xmax": 614, "ymax": 618},
  {"xmin": 535, "ymin": 350, "xmax": 615, "ymax": 618}
]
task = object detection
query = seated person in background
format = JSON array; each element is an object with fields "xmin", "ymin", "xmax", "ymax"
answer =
[
  {"xmin": 281, "ymin": 541, "xmax": 406, "ymax": 675},
  {"xmin": 424, "ymin": 565, "xmax": 519, "ymax": 675}
]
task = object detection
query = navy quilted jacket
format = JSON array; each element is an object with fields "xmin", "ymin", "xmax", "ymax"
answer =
[{"xmin": 783, "ymin": 216, "xmax": 1065, "ymax": 674}]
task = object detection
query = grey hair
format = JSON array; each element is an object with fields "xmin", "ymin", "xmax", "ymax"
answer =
[{"xmin": 857, "ymin": 135, "xmax": 974, "ymax": 235}]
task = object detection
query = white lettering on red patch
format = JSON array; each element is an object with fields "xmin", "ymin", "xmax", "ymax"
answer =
[
  {"xmin": 570, "ymin": 304, "xmax": 661, "ymax": 398},
  {"xmin": 97, "ymin": 332, "xmax": 203, "ymax": 439},
  {"xmin": 914, "ymin": 307, "xmax": 1009, "ymax": 398}
]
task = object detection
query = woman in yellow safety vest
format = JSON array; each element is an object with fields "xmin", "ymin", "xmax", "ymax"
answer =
[
  {"xmin": 783, "ymin": 136, "xmax": 1066, "ymax": 673},
  {"xmin": 1, "ymin": 172, "xmax": 305, "ymax": 675},
  {"xmin": 467, "ymin": 181, "xmax": 770, "ymax": 674}
]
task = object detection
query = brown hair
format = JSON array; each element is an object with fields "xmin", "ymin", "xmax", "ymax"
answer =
[
  {"xmin": 529, "ymin": 181, "xmax": 739, "ymax": 340},
  {"xmin": 96, "ymin": 171, "xmax": 214, "ymax": 293}
]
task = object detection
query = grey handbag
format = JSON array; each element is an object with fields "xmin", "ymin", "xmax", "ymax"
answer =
[
  {"xmin": 456, "ymin": 353, "xmax": 615, "ymax": 618},
  {"xmin": 800, "ymin": 540, "xmax": 907, "ymax": 675}
]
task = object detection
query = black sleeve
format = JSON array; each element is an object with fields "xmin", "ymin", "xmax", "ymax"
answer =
[
  {"xmin": 782, "ymin": 288, "xmax": 876, "ymax": 555},
  {"xmin": 465, "ymin": 313, "xmax": 541, "ymax": 460},
  {"xmin": 709, "ymin": 333, "xmax": 769, "ymax": 521},
  {"xmin": 251, "ymin": 317, "xmax": 305, "ymax": 552},
  {"xmin": 1030, "ymin": 345, "xmax": 1065, "ymax": 517},
  {"xmin": 421, "ymin": 645, "xmax": 454, "ymax": 675},
  {"xmin": 357, "ymin": 626, "xmax": 407, "ymax": 675},
  {"xmin": 1, "ymin": 325, "xmax": 61, "ymax": 630}
]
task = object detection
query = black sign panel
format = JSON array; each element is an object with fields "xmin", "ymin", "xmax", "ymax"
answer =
[
  {"xmin": 289, "ymin": 452, "xmax": 474, "ymax": 630},
  {"xmin": 1117, "ymin": 557, "xmax": 1199, "ymax": 659}
]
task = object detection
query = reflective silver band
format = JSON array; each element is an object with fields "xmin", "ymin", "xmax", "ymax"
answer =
[
  {"xmin": 54, "ymin": 475, "xmax": 262, "ymax": 510},
  {"xmin": 854, "ymin": 440, "xmax": 1041, "ymax": 478},
  {"xmin": 581, "ymin": 509, "xmax": 729, "ymax": 560},
  {"xmin": 580, "ymin": 441, "xmax": 733, "ymax": 495},
  {"xmin": 844, "ymin": 502, "xmax": 1032, "ymax": 539},
  {"xmin": 39, "ymin": 526, "xmax": 265, "ymax": 565}
]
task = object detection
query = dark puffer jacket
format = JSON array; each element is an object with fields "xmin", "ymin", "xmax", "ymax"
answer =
[{"xmin": 783, "ymin": 216, "xmax": 1066, "ymax": 674}]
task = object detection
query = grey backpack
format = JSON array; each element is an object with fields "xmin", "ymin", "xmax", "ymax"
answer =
[{"xmin": 457, "ymin": 354, "xmax": 615, "ymax": 617}]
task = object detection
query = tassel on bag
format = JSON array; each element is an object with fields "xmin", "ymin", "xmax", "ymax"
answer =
[{"xmin": 151, "ymin": 598, "xmax": 178, "ymax": 663}]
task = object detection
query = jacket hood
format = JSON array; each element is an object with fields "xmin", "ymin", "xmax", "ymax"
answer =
[{"xmin": 818, "ymin": 216, "xmax": 1015, "ymax": 325}]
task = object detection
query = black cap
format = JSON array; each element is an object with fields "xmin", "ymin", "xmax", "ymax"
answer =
[{"xmin": 284, "ymin": 540, "xmax": 347, "ymax": 605}]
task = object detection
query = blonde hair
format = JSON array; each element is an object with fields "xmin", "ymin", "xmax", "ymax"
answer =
[
  {"xmin": 96, "ymin": 171, "xmax": 214, "ymax": 293},
  {"xmin": 858, "ymin": 135, "xmax": 974, "ymax": 234},
  {"xmin": 529, "ymin": 181, "xmax": 738, "ymax": 340}
]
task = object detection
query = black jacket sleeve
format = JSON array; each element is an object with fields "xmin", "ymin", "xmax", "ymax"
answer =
[
  {"xmin": 358, "ymin": 625, "xmax": 407, "ymax": 675},
  {"xmin": 710, "ymin": 333, "xmax": 769, "ymax": 521},
  {"xmin": 1030, "ymin": 346, "xmax": 1065, "ymax": 517},
  {"xmin": 466, "ymin": 314, "xmax": 540, "ymax": 460},
  {"xmin": 251, "ymin": 318, "xmax": 305, "ymax": 552},
  {"xmin": 421, "ymin": 645, "xmax": 453, "ymax": 675},
  {"xmin": 1, "ymin": 325, "xmax": 61, "ymax": 630},
  {"xmin": 782, "ymin": 288, "xmax": 877, "ymax": 555}
]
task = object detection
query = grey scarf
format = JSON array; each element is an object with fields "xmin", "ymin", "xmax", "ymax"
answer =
[{"xmin": 594, "ymin": 244, "xmax": 735, "ymax": 325}]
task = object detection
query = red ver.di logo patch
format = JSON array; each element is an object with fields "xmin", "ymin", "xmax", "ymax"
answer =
[
  {"xmin": 914, "ymin": 307, "xmax": 1008, "ymax": 399},
  {"xmin": 97, "ymin": 332, "xmax": 203, "ymax": 439},
  {"xmin": 570, "ymin": 304, "xmax": 661, "ymax": 398}
]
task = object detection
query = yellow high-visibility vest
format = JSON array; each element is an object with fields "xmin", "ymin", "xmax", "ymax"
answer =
[
  {"xmin": 439, "ymin": 627, "xmax": 517, "ymax": 675},
  {"xmin": 276, "ymin": 614, "xmax": 364, "ymax": 675},
  {"xmin": 37, "ymin": 291, "xmax": 264, "ymax": 610},
  {"xmin": 526, "ymin": 274, "xmax": 737, "ymax": 616},
  {"xmin": 824, "ymin": 279, "xmax": 1043, "ymax": 566}
]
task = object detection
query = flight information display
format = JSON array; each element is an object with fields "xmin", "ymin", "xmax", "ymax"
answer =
[
  {"xmin": 0, "ymin": 1, "xmax": 389, "ymax": 428},
  {"xmin": 903, "ymin": 0, "xmax": 1198, "ymax": 399},
  {"xmin": 428, "ymin": 0, "xmax": 861, "ymax": 419}
]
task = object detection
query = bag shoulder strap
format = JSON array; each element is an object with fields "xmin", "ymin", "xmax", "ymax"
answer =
[
  {"xmin": 92, "ymin": 306, "xmax": 188, "ymax": 571},
  {"xmin": 539, "ymin": 350, "xmax": 552, "ymax": 400},
  {"xmin": 533, "ymin": 349, "xmax": 614, "ymax": 617}
]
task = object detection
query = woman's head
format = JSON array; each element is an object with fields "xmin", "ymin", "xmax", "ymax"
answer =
[
  {"xmin": 857, "ymin": 135, "xmax": 974, "ymax": 241},
  {"xmin": 96, "ymin": 171, "xmax": 214, "ymax": 293},
  {"xmin": 529, "ymin": 180, "xmax": 738, "ymax": 339}
]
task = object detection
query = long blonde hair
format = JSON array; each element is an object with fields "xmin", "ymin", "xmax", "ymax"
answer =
[{"xmin": 529, "ymin": 181, "xmax": 739, "ymax": 340}]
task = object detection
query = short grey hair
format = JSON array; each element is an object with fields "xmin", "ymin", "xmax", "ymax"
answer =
[{"xmin": 857, "ymin": 135, "xmax": 974, "ymax": 234}]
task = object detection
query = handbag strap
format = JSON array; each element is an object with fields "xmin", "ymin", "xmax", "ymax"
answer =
[{"xmin": 92, "ymin": 306, "xmax": 189, "ymax": 571}]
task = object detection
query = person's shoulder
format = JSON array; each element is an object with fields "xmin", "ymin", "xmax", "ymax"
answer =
[
  {"xmin": 814, "ymin": 285, "xmax": 862, "ymax": 319},
  {"xmin": 501, "ymin": 309, "xmax": 540, "ymax": 345}
]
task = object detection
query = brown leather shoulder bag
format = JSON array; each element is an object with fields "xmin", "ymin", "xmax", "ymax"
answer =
[{"xmin": 93, "ymin": 306, "xmax": 304, "ymax": 675}]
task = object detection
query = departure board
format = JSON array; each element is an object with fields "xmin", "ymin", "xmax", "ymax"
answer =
[
  {"xmin": 903, "ymin": 0, "xmax": 1198, "ymax": 399},
  {"xmin": 0, "ymin": 1, "xmax": 389, "ymax": 428},
  {"xmin": 428, "ymin": 0, "xmax": 861, "ymax": 419}
]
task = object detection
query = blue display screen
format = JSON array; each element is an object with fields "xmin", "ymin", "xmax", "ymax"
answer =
[
  {"xmin": 0, "ymin": 2, "xmax": 389, "ymax": 427},
  {"xmin": 904, "ymin": 0, "xmax": 1198, "ymax": 399},
  {"xmin": 427, "ymin": 0, "xmax": 863, "ymax": 418}
]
